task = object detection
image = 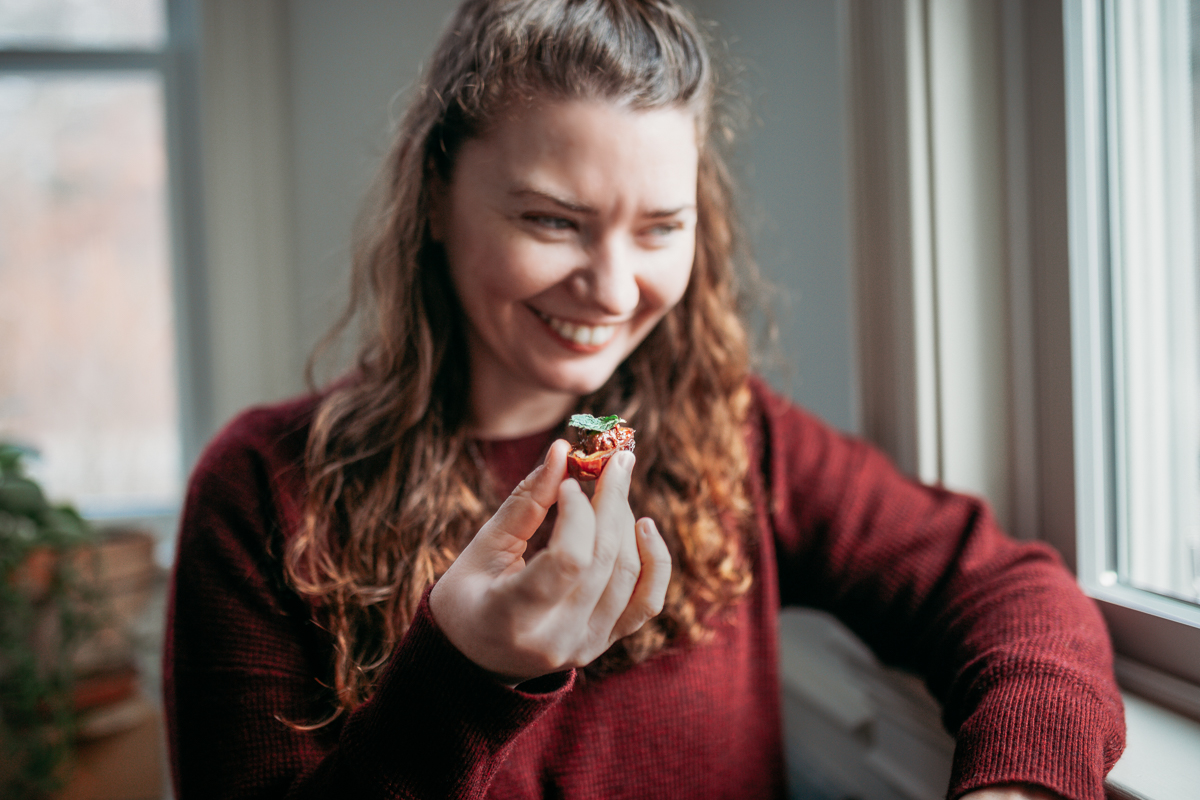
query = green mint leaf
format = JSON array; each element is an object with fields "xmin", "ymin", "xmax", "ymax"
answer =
[{"xmin": 568, "ymin": 413, "xmax": 625, "ymax": 432}]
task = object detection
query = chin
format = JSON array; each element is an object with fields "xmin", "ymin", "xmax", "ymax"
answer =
[
  {"xmin": 541, "ymin": 364, "xmax": 622, "ymax": 397},
  {"xmin": 554, "ymin": 375, "xmax": 615, "ymax": 397}
]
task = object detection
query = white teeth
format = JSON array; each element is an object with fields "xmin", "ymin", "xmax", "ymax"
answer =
[{"xmin": 540, "ymin": 313, "xmax": 617, "ymax": 346}]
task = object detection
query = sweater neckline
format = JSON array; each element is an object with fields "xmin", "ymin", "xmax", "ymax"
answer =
[{"xmin": 473, "ymin": 426, "xmax": 561, "ymax": 497}]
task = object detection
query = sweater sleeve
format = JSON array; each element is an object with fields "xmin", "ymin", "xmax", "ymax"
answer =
[
  {"xmin": 751, "ymin": 381, "xmax": 1125, "ymax": 800},
  {"xmin": 163, "ymin": 407, "xmax": 572, "ymax": 799}
]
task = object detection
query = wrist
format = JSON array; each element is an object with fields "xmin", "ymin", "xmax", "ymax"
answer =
[{"xmin": 960, "ymin": 785, "xmax": 1065, "ymax": 800}]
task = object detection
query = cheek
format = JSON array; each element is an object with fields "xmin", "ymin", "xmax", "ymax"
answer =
[
  {"xmin": 648, "ymin": 246, "xmax": 696, "ymax": 315},
  {"xmin": 448, "ymin": 229, "xmax": 549, "ymax": 301}
]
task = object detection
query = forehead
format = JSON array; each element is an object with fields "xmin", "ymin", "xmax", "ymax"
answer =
[{"xmin": 453, "ymin": 99, "xmax": 700, "ymax": 205}]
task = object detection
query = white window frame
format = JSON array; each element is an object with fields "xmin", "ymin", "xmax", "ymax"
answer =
[
  {"xmin": 848, "ymin": 0, "xmax": 1200, "ymax": 722},
  {"xmin": 1062, "ymin": 0, "xmax": 1200, "ymax": 709}
]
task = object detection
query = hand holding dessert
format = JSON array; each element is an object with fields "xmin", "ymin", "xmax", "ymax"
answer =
[{"xmin": 429, "ymin": 438, "xmax": 669, "ymax": 685}]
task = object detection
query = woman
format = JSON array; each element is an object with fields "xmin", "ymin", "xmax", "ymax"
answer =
[{"xmin": 164, "ymin": 1, "xmax": 1124, "ymax": 798}]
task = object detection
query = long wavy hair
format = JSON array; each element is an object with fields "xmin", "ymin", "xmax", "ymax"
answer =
[{"xmin": 288, "ymin": 0, "xmax": 758, "ymax": 720}]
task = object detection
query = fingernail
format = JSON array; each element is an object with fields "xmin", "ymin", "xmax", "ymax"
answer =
[{"xmin": 616, "ymin": 451, "xmax": 635, "ymax": 470}]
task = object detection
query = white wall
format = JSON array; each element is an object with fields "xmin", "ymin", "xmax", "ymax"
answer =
[{"xmin": 281, "ymin": 0, "xmax": 857, "ymax": 432}]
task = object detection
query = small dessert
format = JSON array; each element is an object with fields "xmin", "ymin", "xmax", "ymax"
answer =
[{"xmin": 566, "ymin": 414, "xmax": 636, "ymax": 481}]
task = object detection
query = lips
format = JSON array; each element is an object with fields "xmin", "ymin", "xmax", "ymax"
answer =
[{"xmin": 534, "ymin": 310, "xmax": 618, "ymax": 348}]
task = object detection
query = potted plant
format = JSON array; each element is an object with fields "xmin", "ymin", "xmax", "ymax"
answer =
[{"xmin": 0, "ymin": 443, "xmax": 97, "ymax": 799}]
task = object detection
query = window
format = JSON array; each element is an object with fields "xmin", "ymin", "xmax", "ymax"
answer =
[
  {"xmin": 0, "ymin": 0, "xmax": 202, "ymax": 535},
  {"xmin": 845, "ymin": 0, "xmax": 1200, "ymax": 718},
  {"xmin": 1065, "ymin": 0, "xmax": 1200, "ymax": 699}
]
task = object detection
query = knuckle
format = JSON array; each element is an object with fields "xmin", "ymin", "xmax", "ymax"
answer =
[
  {"xmin": 630, "ymin": 595, "xmax": 662, "ymax": 625},
  {"xmin": 614, "ymin": 553, "xmax": 641, "ymax": 586},
  {"xmin": 609, "ymin": 615, "xmax": 642, "ymax": 645},
  {"xmin": 594, "ymin": 538, "xmax": 620, "ymax": 566},
  {"xmin": 550, "ymin": 548, "xmax": 587, "ymax": 580}
]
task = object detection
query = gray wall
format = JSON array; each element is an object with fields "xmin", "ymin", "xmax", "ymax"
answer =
[
  {"xmin": 284, "ymin": 0, "xmax": 857, "ymax": 432},
  {"xmin": 692, "ymin": 0, "xmax": 856, "ymax": 432},
  {"xmin": 286, "ymin": 0, "xmax": 457, "ymax": 378}
]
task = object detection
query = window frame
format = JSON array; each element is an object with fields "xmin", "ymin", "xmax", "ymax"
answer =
[
  {"xmin": 1059, "ymin": 0, "xmax": 1200, "ymax": 703},
  {"xmin": 848, "ymin": 0, "xmax": 1200, "ymax": 721},
  {"xmin": 0, "ymin": 0, "xmax": 207, "ymax": 547}
]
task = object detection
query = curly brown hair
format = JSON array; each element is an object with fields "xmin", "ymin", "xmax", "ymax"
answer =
[{"xmin": 288, "ymin": 0, "xmax": 758, "ymax": 719}]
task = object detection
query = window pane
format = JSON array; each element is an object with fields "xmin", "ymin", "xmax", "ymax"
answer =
[
  {"xmin": 0, "ymin": 74, "xmax": 181, "ymax": 515},
  {"xmin": 0, "ymin": 0, "xmax": 164, "ymax": 50},
  {"xmin": 1105, "ymin": 0, "xmax": 1200, "ymax": 605}
]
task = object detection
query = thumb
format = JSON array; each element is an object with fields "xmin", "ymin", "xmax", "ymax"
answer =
[{"xmin": 473, "ymin": 439, "xmax": 571, "ymax": 551}]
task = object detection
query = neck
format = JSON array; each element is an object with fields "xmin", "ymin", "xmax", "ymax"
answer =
[{"xmin": 468, "ymin": 375, "xmax": 578, "ymax": 440}]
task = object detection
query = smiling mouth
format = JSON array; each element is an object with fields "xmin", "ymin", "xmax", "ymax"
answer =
[{"xmin": 534, "ymin": 310, "xmax": 618, "ymax": 347}]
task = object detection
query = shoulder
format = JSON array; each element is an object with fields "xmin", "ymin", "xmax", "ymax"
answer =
[
  {"xmin": 745, "ymin": 375, "xmax": 824, "ymax": 433},
  {"xmin": 169, "ymin": 394, "xmax": 332, "ymax": 681},
  {"xmin": 742, "ymin": 375, "xmax": 931, "ymax": 531},
  {"xmin": 743, "ymin": 375, "xmax": 876, "ymax": 479},
  {"xmin": 195, "ymin": 393, "xmax": 319, "ymax": 480},
  {"xmin": 182, "ymin": 392, "xmax": 323, "ymax": 539},
  {"xmin": 191, "ymin": 394, "xmax": 318, "ymax": 491}
]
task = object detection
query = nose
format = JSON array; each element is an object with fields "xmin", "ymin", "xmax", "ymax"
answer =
[{"xmin": 572, "ymin": 237, "xmax": 640, "ymax": 317}]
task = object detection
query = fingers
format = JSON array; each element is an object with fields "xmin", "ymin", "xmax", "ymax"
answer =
[
  {"xmin": 474, "ymin": 440, "xmax": 571, "ymax": 552},
  {"xmin": 473, "ymin": 445, "xmax": 663, "ymax": 675},
  {"xmin": 610, "ymin": 518, "xmax": 672, "ymax": 641},
  {"xmin": 564, "ymin": 450, "xmax": 636, "ymax": 622},
  {"xmin": 519, "ymin": 477, "xmax": 597, "ymax": 600},
  {"xmin": 549, "ymin": 478, "xmax": 598, "ymax": 572},
  {"xmin": 512, "ymin": 450, "xmax": 638, "ymax": 622},
  {"xmin": 531, "ymin": 440, "xmax": 570, "ymax": 506},
  {"xmin": 590, "ymin": 450, "xmax": 635, "ymax": 564},
  {"xmin": 586, "ymin": 507, "xmax": 642, "ymax": 639}
]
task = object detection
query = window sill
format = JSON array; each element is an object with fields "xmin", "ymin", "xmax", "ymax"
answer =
[
  {"xmin": 1106, "ymin": 692, "xmax": 1200, "ymax": 800},
  {"xmin": 83, "ymin": 508, "xmax": 181, "ymax": 570}
]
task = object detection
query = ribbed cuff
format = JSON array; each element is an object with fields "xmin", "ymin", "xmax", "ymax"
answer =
[{"xmin": 949, "ymin": 669, "xmax": 1125, "ymax": 800}]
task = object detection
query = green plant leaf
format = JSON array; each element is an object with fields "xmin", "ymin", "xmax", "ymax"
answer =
[
  {"xmin": 568, "ymin": 414, "xmax": 625, "ymax": 433},
  {"xmin": 40, "ymin": 507, "xmax": 89, "ymax": 544},
  {"xmin": 0, "ymin": 477, "xmax": 49, "ymax": 518},
  {"xmin": 0, "ymin": 443, "xmax": 94, "ymax": 798},
  {"xmin": 0, "ymin": 443, "xmax": 37, "ymax": 479}
]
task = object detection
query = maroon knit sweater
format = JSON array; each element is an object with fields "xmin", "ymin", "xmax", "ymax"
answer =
[{"xmin": 163, "ymin": 379, "xmax": 1124, "ymax": 800}]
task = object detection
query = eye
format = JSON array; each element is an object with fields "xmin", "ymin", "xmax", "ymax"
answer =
[
  {"xmin": 523, "ymin": 214, "xmax": 576, "ymax": 231},
  {"xmin": 642, "ymin": 220, "xmax": 686, "ymax": 241}
]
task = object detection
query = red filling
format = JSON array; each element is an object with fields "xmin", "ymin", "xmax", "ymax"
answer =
[{"xmin": 567, "ymin": 425, "xmax": 636, "ymax": 481}]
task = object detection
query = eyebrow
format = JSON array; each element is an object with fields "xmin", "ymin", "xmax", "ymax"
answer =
[{"xmin": 509, "ymin": 186, "xmax": 695, "ymax": 218}]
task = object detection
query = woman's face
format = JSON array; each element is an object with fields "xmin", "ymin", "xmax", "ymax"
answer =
[{"xmin": 431, "ymin": 99, "xmax": 699, "ymax": 435}]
